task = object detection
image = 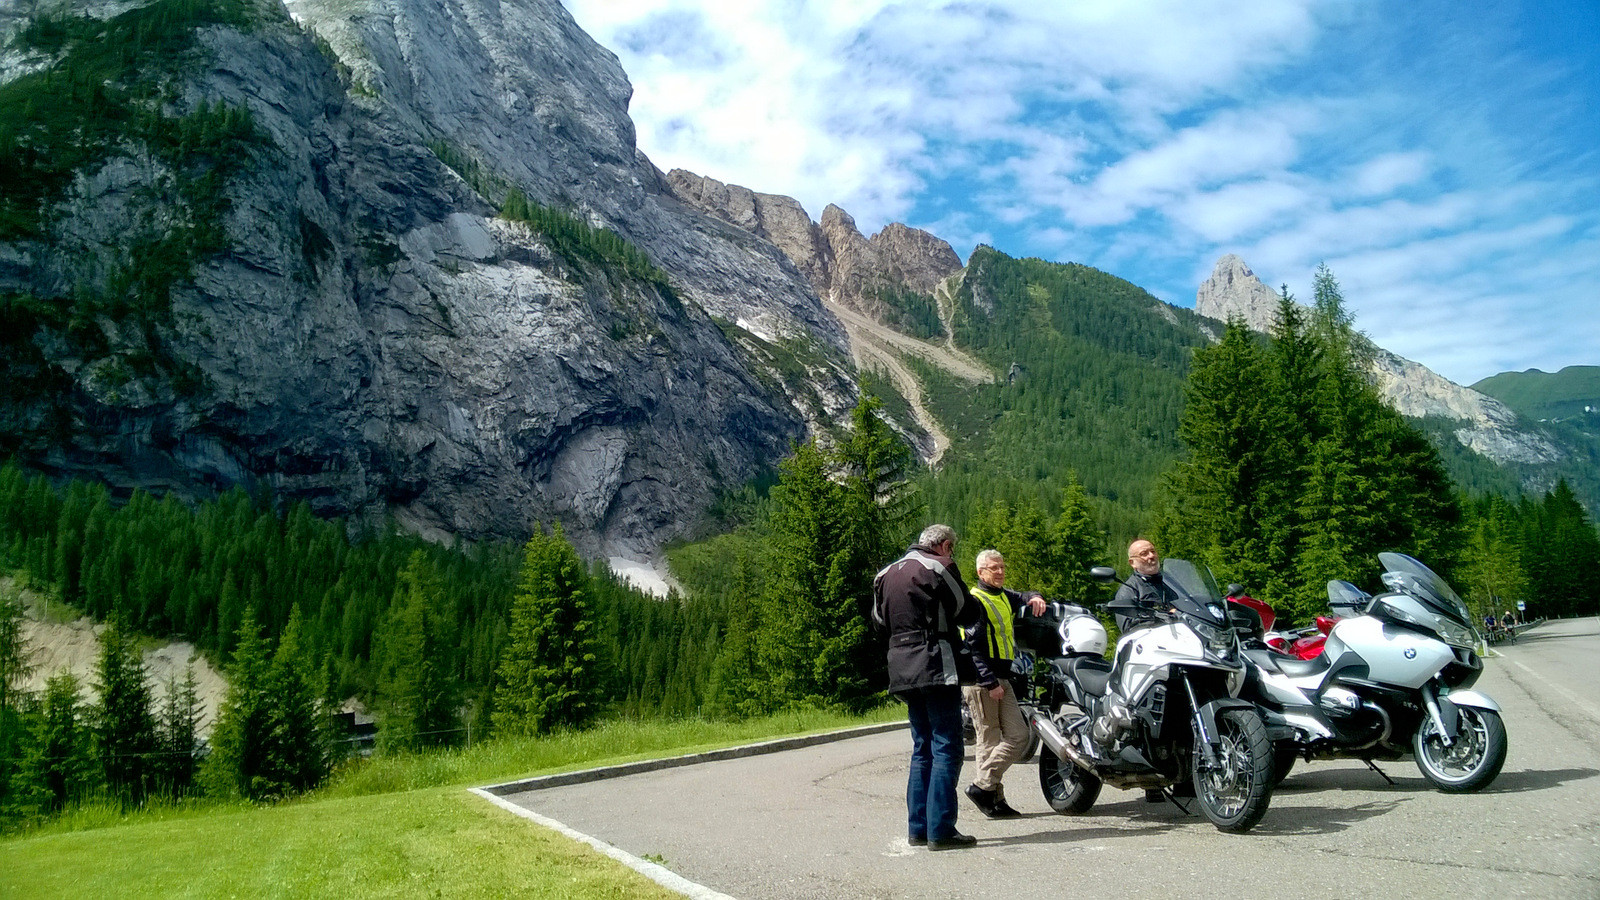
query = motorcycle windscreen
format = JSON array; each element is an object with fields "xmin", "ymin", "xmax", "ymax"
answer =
[{"xmin": 1377, "ymin": 552, "xmax": 1471, "ymax": 625}]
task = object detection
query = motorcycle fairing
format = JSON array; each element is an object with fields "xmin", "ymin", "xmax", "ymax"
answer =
[{"xmin": 1327, "ymin": 615, "xmax": 1455, "ymax": 689}]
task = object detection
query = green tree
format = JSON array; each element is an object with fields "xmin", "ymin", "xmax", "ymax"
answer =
[
  {"xmin": 154, "ymin": 664, "xmax": 201, "ymax": 798},
  {"xmin": 93, "ymin": 615, "xmax": 158, "ymax": 806},
  {"xmin": 492, "ymin": 527, "xmax": 599, "ymax": 736},
  {"xmin": 203, "ymin": 607, "xmax": 274, "ymax": 800},
  {"xmin": 15, "ymin": 671, "xmax": 98, "ymax": 814},
  {"xmin": 264, "ymin": 605, "xmax": 330, "ymax": 793},
  {"xmin": 375, "ymin": 552, "xmax": 461, "ymax": 750}
]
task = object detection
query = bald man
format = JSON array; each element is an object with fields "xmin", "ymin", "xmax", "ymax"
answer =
[{"xmin": 1108, "ymin": 539, "xmax": 1180, "ymax": 633}]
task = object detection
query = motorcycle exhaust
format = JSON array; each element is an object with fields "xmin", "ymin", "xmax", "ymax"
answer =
[{"xmin": 1032, "ymin": 713, "xmax": 1098, "ymax": 774}]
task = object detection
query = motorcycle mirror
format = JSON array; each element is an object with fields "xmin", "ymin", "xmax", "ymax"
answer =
[
  {"xmin": 1226, "ymin": 583, "xmax": 1245, "ymax": 597},
  {"xmin": 1089, "ymin": 566, "xmax": 1117, "ymax": 583}
]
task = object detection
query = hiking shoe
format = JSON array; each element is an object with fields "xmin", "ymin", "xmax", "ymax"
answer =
[
  {"xmin": 989, "ymin": 797, "xmax": 1022, "ymax": 818},
  {"xmin": 928, "ymin": 831, "xmax": 977, "ymax": 851}
]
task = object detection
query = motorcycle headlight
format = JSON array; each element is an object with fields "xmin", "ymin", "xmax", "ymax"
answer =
[
  {"xmin": 1192, "ymin": 620, "xmax": 1235, "ymax": 659},
  {"xmin": 1434, "ymin": 617, "xmax": 1477, "ymax": 650}
]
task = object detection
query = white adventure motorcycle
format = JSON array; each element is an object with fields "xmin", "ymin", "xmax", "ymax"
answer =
[{"xmin": 1019, "ymin": 560, "xmax": 1275, "ymax": 833}]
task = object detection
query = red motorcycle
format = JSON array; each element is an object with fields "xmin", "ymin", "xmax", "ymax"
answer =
[{"xmin": 1224, "ymin": 586, "xmax": 1336, "ymax": 660}]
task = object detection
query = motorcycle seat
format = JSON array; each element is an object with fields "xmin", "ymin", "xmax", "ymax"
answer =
[
  {"xmin": 1243, "ymin": 647, "xmax": 1330, "ymax": 678},
  {"xmin": 1061, "ymin": 656, "xmax": 1113, "ymax": 696}
]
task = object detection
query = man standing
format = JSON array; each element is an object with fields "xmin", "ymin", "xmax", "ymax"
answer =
[
  {"xmin": 963, "ymin": 549, "xmax": 1046, "ymax": 819},
  {"xmin": 873, "ymin": 524, "xmax": 982, "ymax": 851}
]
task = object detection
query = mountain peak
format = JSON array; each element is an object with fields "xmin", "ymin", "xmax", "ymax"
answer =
[{"xmin": 1196, "ymin": 254, "xmax": 1282, "ymax": 332}]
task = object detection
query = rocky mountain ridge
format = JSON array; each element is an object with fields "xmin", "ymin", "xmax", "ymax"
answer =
[
  {"xmin": 1196, "ymin": 254, "xmax": 1561, "ymax": 466},
  {"xmin": 665, "ymin": 169, "xmax": 963, "ymax": 315},
  {"xmin": 1, "ymin": 0, "xmax": 861, "ymax": 560}
]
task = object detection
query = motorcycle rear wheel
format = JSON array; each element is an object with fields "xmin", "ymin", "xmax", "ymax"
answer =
[
  {"xmin": 1413, "ymin": 706, "xmax": 1507, "ymax": 792},
  {"xmin": 1191, "ymin": 708, "xmax": 1273, "ymax": 833},
  {"xmin": 1039, "ymin": 745, "xmax": 1102, "ymax": 814}
]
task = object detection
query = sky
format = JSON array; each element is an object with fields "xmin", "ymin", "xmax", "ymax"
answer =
[{"xmin": 561, "ymin": 0, "xmax": 1599, "ymax": 386}]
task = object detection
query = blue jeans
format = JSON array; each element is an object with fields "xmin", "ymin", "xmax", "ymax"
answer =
[{"xmin": 901, "ymin": 685, "xmax": 965, "ymax": 841}]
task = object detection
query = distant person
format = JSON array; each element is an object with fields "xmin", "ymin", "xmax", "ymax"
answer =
[
  {"xmin": 962, "ymin": 550, "xmax": 1046, "ymax": 819},
  {"xmin": 873, "ymin": 524, "xmax": 983, "ymax": 851}
]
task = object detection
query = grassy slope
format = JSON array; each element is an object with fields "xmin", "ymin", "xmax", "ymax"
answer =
[
  {"xmin": 2, "ymin": 789, "xmax": 683, "ymax": 899},
  {"xmin": 1472, "ymin": 365, "xmax": 1600, "ymax": 421},
  {"xmin": 0, "ymin": 708, "xmax": 901, "ymax": 898}
]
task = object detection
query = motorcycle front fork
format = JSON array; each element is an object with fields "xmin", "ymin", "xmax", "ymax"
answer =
[{"xmin": 1419, "ymin": 682, "xmax": 1458, "ymax": 746}]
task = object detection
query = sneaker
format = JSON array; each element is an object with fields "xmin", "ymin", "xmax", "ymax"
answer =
[
  {"xmin": 965, "ymin": 783, "xmax": 998, "ymax": 817},
  {"xmin": 928, "ymin": 831, "xmax": 978, "ymax": 851}
]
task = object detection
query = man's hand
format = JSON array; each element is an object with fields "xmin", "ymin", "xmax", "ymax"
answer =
[
  {"xmin": 988, "ymin": 684, "xmax": 1005, "ymax": 700},
  {"xmin": 1026, "ymin": 595, "xmax": 1046, "ymax": 616}
]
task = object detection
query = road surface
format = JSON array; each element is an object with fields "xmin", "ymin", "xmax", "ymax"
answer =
[{"xmin": 495, "ymin": 617, "xmax": 1600, "ymax": 899}]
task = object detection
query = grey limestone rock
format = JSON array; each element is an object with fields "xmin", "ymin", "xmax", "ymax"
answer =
[{"xmin": 1, "ymin": 0, "xmax": 856, "ymax": 558}]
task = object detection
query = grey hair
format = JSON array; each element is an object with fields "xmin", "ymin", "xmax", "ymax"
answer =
[
  {"xmin": 975, "ymin": 549, "xmax": 1003, "ymax": 569},
  {"xmin": 918, "ymin": 524, "xmax": 956, "ymax": 548}
]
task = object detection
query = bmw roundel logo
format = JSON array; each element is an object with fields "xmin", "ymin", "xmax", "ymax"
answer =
[{"xmin": 1404, "ymin": 648, "xmax": 1417, "ymax": 659}]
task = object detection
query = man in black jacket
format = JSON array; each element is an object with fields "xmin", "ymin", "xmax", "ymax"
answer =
[
  {"xmin": 1109, "ymin": 538, "xmax": 1180, "ymax": 631},
  {"xmin": 873, "ymin": 524, "xmax": 982, "ymax": 851}
]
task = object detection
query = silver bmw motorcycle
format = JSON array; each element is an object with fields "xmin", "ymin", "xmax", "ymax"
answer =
[
  {"xmin": 1241, "ymin": 552, "xmax": 1507, "ymax": 792},
  {"xmin": 1018, "ymin": 560, "xmax": 1275, "ymax": 833}
]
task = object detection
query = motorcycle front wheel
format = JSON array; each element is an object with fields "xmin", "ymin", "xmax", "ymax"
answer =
[
  {"xmin": 1191, "ymin": 708, "xmax": 1273, "ymax": 833},
  {"xmin": 1413, "ymin": 706, "xmax": 1507, "ymax": 792},
  {"xmin": 1039, "ymin": 745, "xmax": 1101, "ymax": 814}
]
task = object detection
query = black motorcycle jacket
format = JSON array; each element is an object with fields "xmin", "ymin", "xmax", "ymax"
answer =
[
  {"xmin": 1109, "ymin": 571, "xmax": 1181, "ymax": 632},
  {"xmin": 873, "ymin": 544, "xmax": 981, "ymax": 694}
]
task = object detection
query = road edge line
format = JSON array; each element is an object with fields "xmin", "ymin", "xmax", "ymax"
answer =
[
  {"xmin": 477, "ymin": 720, "xmax": 907, "ymax": 796},
  {"xmin": 469, "ymin": 787, "xmax": 737, "ymax": 900}
]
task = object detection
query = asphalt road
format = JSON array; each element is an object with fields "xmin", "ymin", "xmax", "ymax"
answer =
[{"xmin": 497, "ymin": 617, "xmax": 1600, "ymax": 900}]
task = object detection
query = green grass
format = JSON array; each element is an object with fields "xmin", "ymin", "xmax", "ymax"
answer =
[
  {"xmin": 0, "ymin": 788, "xmax": 684, "ymax": 899},
  {"xmin": 0, "ymin": 706, "xmax": 903, "ymax": 898}
]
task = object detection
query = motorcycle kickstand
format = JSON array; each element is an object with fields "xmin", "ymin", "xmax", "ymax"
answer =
[
  {"xmin": 1157, "ymin": 788, "xmax": 1192, "ymax": 815},
  {"xmin": 1363, "ymin": 760, "xmax": 1397, "ymax": 786}
]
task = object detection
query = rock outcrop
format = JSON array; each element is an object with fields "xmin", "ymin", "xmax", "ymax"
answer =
[
  {"xmin": 1195, "ymin": 254, "xmax": 1284, "ymax": 331},
  {"xmin": 666, "ymin": 170, "xmax": 963, "ymax": 315},
  {"xmin": 1196, "ymin": 255, "xmax": 1561, "ymax": 466},
  {"xmin": 0, "ymin": 0, "xmax": 856, "ymax": 558}
]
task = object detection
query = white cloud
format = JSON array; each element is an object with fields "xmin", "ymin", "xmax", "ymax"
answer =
[{"xmin": 558, "ymin": 0, "xmax": 1600, "ymax": 383}]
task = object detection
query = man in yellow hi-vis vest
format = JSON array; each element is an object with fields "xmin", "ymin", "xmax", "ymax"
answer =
[{"xmin": 962, "ymin": 549, "xmax": 1045, "ymax": 818}]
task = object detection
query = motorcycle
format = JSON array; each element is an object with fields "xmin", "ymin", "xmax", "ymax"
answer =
[
  {"xmin": 1225, "ymin": 586, "xmax": 1336, "ymax": 660},
  {"xmin": 1240, "ymin": 552, "xmax": 1507, "ymax": 792},
  {"xmin": 1016, "ymin": 561, "xmax": 1275, "ymax": 833}
]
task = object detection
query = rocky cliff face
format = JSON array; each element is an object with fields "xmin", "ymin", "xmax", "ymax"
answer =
[
  {"xmin": 0, "ymin": 0, "xmax": 854, "ymax": 557},
  {"xmin": 665, "ymin": 170, "xmax": 963, "ymax": 315},
  {"xmin": 1195, "ymin": 255, "xmax": 1561, "ymax": 466}
]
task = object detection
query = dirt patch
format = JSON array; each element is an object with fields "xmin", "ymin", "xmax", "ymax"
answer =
[{"xmin": 8, "ymin": 579, "xmax": 229, "ymax": 735}]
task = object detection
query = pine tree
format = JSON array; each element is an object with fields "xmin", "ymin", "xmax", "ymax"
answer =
[
  {"xmin": 1041, "ymin": 474, "xmax": 1106, "ymax": 602},
  {"xmin": 0, "ymin": 587, "xmax": 33, "ymax": 718},
  {"xmin": 492, "ymin": 527, "xmax": 599, "ymax": 736},
  {"xmin": 374, "ymin": 552, "xmax": 461, "ymax": 750},
  {"xmin": 18, "ymin": 671, "xmax": 98, "ymax": 813},
  {"xmin": 265, "ymin": 605, "xmax": 330, "ymax": 793},
  {"xmin": 154, "ymin": 665, "xmax": 201, "ymax": 798},
  {"xmin": 93, "ymin": 615, "xmax": 158, "ymax": 806},
  {"xmin": 203, "ymin": 607, "xmax": 274, "ymax": 799}
]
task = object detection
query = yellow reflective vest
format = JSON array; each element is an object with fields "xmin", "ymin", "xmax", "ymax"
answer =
[{"xmin": 969, "ymin": 584, "xmax": 1016, "ymax": 662}]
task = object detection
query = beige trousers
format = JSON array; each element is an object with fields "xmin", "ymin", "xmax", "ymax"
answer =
[{"xmin": 962, "ymin": 680, "xmax": 1029, "ymax": 792}]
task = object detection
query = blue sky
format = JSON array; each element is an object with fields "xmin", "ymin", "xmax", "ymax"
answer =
[{"xmin": 562, "ymin": 0, "xmax": 1598, "ymax": 385}]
